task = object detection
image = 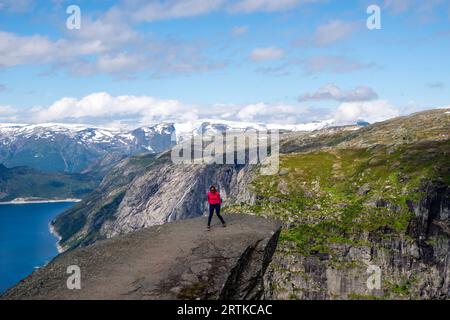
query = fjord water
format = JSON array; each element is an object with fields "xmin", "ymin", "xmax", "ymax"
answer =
[{"xmin": 0, "ymin": 202, "xmax": 75, "ymax": 294}]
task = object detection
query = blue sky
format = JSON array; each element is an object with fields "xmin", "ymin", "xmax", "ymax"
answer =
[{"xmin": 0, "ymin": 0, "xmax": 449, "ymax": 127}]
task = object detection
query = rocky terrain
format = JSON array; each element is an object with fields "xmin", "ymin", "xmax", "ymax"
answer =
[
  {"xmin": 52, "ymin": 151, "xmax": 255, "ymax": 251},
  {"xmin": 2, "ymin": 215, "xmax": 281, "ymax": 300},
  {"xmin": 30, "ymin": 108, "xmax": 450, "ymax": 299},
  {"xmin": 230, "ymin": 108, "xmax": 450, "ymax": 299}
]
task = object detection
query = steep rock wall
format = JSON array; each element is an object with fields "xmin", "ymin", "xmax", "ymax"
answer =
[{"xmin": 264, "ymin": 182, "xmax": 450, "ymax": 299}]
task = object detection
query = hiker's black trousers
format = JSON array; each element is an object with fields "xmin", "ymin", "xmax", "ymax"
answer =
[{"xmin": 208, "ymin": 204, "xmax": 225, "ymax": 226}]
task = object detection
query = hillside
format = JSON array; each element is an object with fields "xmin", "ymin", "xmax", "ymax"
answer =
[
  {"xmin": 2, "ymin": 215, "xmax": 281, "ymax": 300},
  {"xmin": 0, "ymin": 123, "xmax": 176, "ymax": 173},
  {"xmin": 50, "ymin": 108, "xmax": 450, "ymax": 299},
  {"xmin": 0, "ymin": 164, "xmax": 100, "ymax": 202},
  {"xmin": 228, "ymin": 108, "xmax": 450, "ymax": 299}
]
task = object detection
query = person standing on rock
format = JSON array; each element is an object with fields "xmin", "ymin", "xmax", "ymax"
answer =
[{"xmin": 207, "ymin": 186, "xmax": 226, "ymax": 230}]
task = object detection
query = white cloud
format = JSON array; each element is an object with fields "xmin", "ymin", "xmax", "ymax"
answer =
[
  {"xmin": 33, "ymin": 92, "xmax": 190, "ymax": 125},
  {"xmin": 231, "ymin": 25, "xmax": 249, "ymax": 36},
  {"xmin": 0, "ymin": 9, "xmax": 139, "ymax": 69},
  {"xmin": 302, "ymin": 55, "xmax": 375, "ymax": 74},
  {"xmin": 313, "ymin": 20, "xmax": 358, "ymax": 46},
  {"xmin": 0, "ymin": 1, "xmax": 230, "ymax": 77},
  {"xmin": 0, "ymin": 31, "xmax": 55, "ymax": 67},
  {"xmin": 2, "ymin": 91, "xmax": 443, "ymax": 128},
  {"xmin": 384, "ymin": 0, "xmax": 412, "ymax": 14},
  {"xmin": 128, "ymin": 0, "xmax": 225, "ymax": 22},
  {"xmin": 0, "ymin": 0, "xmax": 34, "ymax": 12},
  {"xmin": 71, "ymin": 14, "xmax": 140, "ymax": 52},
  {"xmin": 0, "ymin": 25, "xmax": 223, "ymax": 77},
  {"xmin": 249, "ymin": 47, "xmax": 285, "ymax": 62},
  {"xmin": 383, "ymin": 0, "xmax": 446, "ymax": 17},
  {"xmin": 427, "ymin": 81, "xmax": 445, "ymax": 89},
  {"xmin": 95, "ymin": 53, "xmax": 146, "ymax": 75},
  {"xmin": 235, "ymin": 102, "xmax": 300, "ymax": 122},
  {"xmin": 333, "ymin": 100, "xmax": 400, "ymax": 124},
  {"xmin": 299, "ymin": 84, "xmax": 378, "ymax": 102},
  {"xmin": 0, "ymin": 104, "xmax": 18, "ymax": 122},
  {"xmin": 9, "ymin": 92, "xmax": 316, "ymax": 127},
  {"xmin": 0, "ymin": 0, "xmax": 328, "ymax": 77},
  {"xmin": 0, "ymin": 104, "xmax": 15, "ymax": 114},
  {"xmin": 113, "ymin": 0, "xmax": 321, "ymax": 21},
  {"xmin": 0, "ymin": 25, "xmax": 130, "ymax": 69},
  {"xmin": 228, "ymin": 0, "xmax": 307, "ymax": 13}
]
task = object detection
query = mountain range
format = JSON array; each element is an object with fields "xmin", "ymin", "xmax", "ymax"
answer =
[{"xmin": 0, "ymin": 119, "xmax": 333, "ymax": 174}]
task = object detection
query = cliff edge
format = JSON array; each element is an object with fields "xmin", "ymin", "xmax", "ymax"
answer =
[{"xmin": 2, "ymin": 214, "xmax": 281, "ymax": 300}]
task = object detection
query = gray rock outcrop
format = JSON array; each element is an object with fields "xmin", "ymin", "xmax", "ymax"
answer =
[
  {"xmin": 52, "ymin": 151, "xmax": 255, "ymax": 251},
  {"xmin": 2, "ymin": 214, "xmax": 281, "ymax": 300},
  {"xmin": 264, "ymin": 182, "xmax": 450, "ymax": 299}
]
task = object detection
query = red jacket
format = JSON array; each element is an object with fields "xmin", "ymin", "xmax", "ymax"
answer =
[{"xmin": 207, "ymin": 191, "xmax": 221, "ymax": 205}]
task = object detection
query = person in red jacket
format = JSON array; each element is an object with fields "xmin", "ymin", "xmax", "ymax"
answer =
[{"xmin": 207, "ymin": 185, "xmax": 226, "ymax": 230}]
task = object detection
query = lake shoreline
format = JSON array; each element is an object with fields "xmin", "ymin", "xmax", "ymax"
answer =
[
  {"xmin": 0, "ymin": 198, "xmax": 81, "ymax": 205},
  {"xmin": 0, "ymin": 202, "xmax": 75, "ymax": 293}
]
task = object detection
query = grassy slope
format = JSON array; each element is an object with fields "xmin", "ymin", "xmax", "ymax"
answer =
[
  {"xmin": 245, "ymin": 141, "xmax": 448, "ymax": 252},
  {"xmin": 224, "ymin": 109, "xmax": 450, "ymax": 298}
]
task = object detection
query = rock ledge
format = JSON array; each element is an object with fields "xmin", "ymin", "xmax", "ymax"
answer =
[{"xmin": 2, "ymin": 214, "xmax": 281, "ymax": 300}]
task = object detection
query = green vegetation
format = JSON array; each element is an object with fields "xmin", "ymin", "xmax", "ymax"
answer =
[
  {"xmin": 226, "ymin": 140, "xmax": 450, "ymax": 256},
  {"xmin": 383, "ymin": 276, "xmax": 418, "ymax": 298},
  {"xmin": 129, "ymin": 153, "xmax": 158, "ymax": 167},
  {"xmin": 347, "ymin": 293, "xmax": 386, "ymax": 300},
  {"xmin": 177, "ymin": 282, "xmax": 208, "ymax": 299},
  {"xmin": 224, "ymin": 131, "xmax": 450, "ymax": 299},
  {"xmin": 55, "ymin": 190, "xmax": 127, "ymax": 248},
  {"xmin": 0, "ymin": 164, "xmax": 100, "ymax": 202}
]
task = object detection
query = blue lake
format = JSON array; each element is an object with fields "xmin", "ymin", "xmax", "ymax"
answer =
[{"xmin": 0, "ymin": 202, "xmax": 75, "ymax": 294}]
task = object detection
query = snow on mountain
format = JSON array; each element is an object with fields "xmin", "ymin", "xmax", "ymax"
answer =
[
  {"xmin": 172, "ymin": 118, "xmax": 334, "ymax": 142},
  {"xmin": 0, "ymin": 123, "xmax": 175, "ymax": 173},
  {"xmin": 0, "ymin": 119, "xmax": 335, "ymax": 173}
]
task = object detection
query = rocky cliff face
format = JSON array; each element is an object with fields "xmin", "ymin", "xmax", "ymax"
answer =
[
  {"xmin": 263, "ymin": 181, "xmax": 450, "ymax": 300},
  {"xmin": 53, "ymin": 151, "xmax": 255, "ymax": 251},
  {"xmin": 230, "ymin": 109, "xmax": 450, "ymax": 299},
  {"xmin": 102, "ymin": 162, "xmax": 254, "ymax": 237},
  {"xmin": 2, "ymin": 215, "xmax": 281, "ymax": 300}
]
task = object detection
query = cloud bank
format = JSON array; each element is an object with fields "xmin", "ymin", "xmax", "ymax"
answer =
[
  {"xmin": 0, "ymin": 91, "xmax": 420, "ymax": 129},
  {"xmin": 333, "ymin": 100, "xmax": 400, "ymax": 124},
  {"xmin": 299, "ymin": 84, "xmax": 379, "ymax": 102}
]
